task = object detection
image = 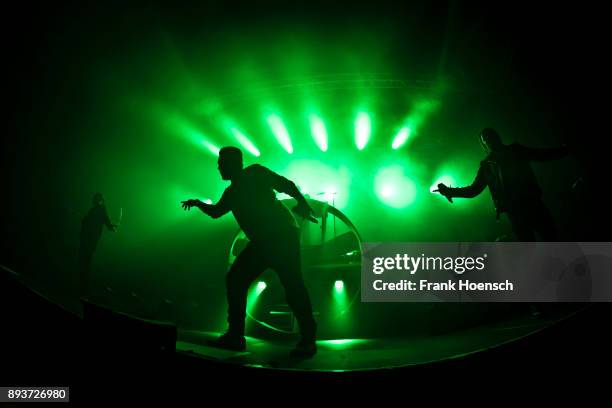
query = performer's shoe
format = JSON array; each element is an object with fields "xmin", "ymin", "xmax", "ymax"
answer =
[
  {"xmin": 206, "ymin": 332, "xmax": 246, "ymax": 352},
  {"xmin": 290, "ymin": 339, "xmax": 317, "ymax": 358}
]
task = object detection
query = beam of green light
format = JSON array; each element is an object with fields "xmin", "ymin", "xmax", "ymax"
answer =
[
  {"xmin": 255, "ymin": 281, "xmax": 267, "ymax": 296},
  {"xmin": 398, "ymin": 99, "xmax": 441, "ymax": 144},
  {"xmin": 201, "ymin": 140, "xmax": 220, "ymax": 156},
  {"xmin": 355, "ymin": 112, "xmax": 371, "ymax": 150},
  {"xmin": 230, "ymin": 128, "xmax": 261, "ymax": 157},
  {"xmin": 246, "ymin": 281, "xmax": 267, "ymax": 313},
  {"xmin": 391, "ymin": 126, "xmax": 411, "ymax": 150},
  {"xmin": 309, "ymin": 114, "xmax": 328, "ymax": 152},
  {"xmin": 266, "ymin": 114, "xmax": 293, "ymax": 154},
  {"xmin": 332, "ymin": 279, "xmax": 348, "ymax": 321},
  {"xmin": 161, "ymin": 111, "xmax": 220, "ymax": 157}
]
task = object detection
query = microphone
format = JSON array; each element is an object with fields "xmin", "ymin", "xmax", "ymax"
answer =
[{"xmin": 292, "ymin": 206, "xmax": 319, "ymax": 224}]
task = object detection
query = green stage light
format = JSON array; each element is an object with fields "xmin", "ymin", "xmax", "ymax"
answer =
[
  {"xmin": 202, "ymin": 198, "xmax": 213, "ymax": 204},
  {"xmin": 256, "ymin": 281, "xmax": 267, "ymax": 295},
  {"xmin": 355, "ymin": 112, "xmax": 371, "ymax": 150},
  {"xmin": 321, "ymin": 339, "xmax": 365, "ymax": 346},
  {"xmin": 334, "ymin": 280, "xmax": 344, "ymax": 293},
  {"xmin": 282, "ymin": 160, "xmax": 351, "ymax": 210},
  {"xmin": 247, "ymin": 281, "xmax": 267, "ymax": 315},
  {"xmin": 332, "ymin": 277, "xmax": 348, "ymax": 319},
  {"xmin": 317, "ymin": 339, "xmax": 370, "ymax": 352},
  {"xmin": 391, "ymin": 126, "xmax": 411, "ymax": 150},
  {"xmin": 230, "ymin": 128, "xmax": 261, "ymax": 157},
  {"xmin": 380, "ymin": 184, "xmax": 394, "ymax": 199},
  {"xmin": 331, "ymin": 276, "xmax": 350, "ymax": 330},
  {"xmin": 266, "ymin": 114, "xmax": 293, "ymax": 154},
  {"xmin": 375, "ymin": 165, "xmax": 417, "ymax": 208},
  {"xmin": 162, "ymin": 111, "xmax": 220, "ymax": 157},
  {"xmin": 201, "ymin": 140, "xmax": 220, "ymax": 156},
  {"xmin": 309, "ymin": 114, "xmax": 328, "ymax": 152},
  {"xmin": 320, "ymin": 188, "xmax": 338, "ymax": 204}
]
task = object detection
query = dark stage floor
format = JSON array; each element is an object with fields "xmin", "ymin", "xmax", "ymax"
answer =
[{"xmin": 175, "ymin": 312, "xmax": 568, "ymax": 372}]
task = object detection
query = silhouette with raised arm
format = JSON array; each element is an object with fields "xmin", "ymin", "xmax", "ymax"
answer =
[
  {"xmin": 78, "ymin": 192, "xmax": 117, "ymax": 299},
  {"xmin": 182, "ymin": 146, "xmax": 318, "ymax": 357},
  {"xmin": 433, "ymin": 128, "xmax": 569, "ymax": 241}
]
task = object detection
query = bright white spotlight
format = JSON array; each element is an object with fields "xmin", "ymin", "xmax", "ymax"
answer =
[{"xmin": 355, "ymin": 112, "xmax": 371, "ymax": 150}]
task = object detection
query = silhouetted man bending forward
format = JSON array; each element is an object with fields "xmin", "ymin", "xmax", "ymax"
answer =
[
  {"xmin": 182, "ymin": 146, "xmax": 317, "ymax": 357},
  {"xmin": 434, "ymin": 128, "xmax": 569, "ymax": 241}
]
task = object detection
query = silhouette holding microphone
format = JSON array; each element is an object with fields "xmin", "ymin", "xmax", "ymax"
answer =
[{"xmin": 433, "ymin": 128, "xmax": 569, "ymax": 241}]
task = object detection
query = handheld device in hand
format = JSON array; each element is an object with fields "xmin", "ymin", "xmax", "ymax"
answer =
[
  {"xmin": 292, "ymin": 206, "xmax": 319, "ymax": 224},
  {"xmin": 432, "ymin": 184, "xmax": 454, "ymax": 203}
]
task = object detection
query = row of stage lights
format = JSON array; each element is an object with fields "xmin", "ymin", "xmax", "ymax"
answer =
[
  {"xmin": 198, "ymin": 171, "xmax": 456, "ymax": 210},
  {"xmin": 201, "ymin": 112, "xmax": 412, "ymax": 157}
]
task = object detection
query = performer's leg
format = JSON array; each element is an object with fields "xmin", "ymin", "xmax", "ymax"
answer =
[
  {"xmin": 532, "ymin": 200, "xmax": 559, "ymax": 241},
  {"xmin": 78, "ymin": 244, "xmax": 94, "ymax": 299},
  {"xmin": 508, "ymin": 212, "xmax": 537, "ymax": 241},
  {"xmin": 225, "ymin": 242, "xmax": 267, "ymax": 337},
  {"xmin": 271, "ymin": 230, "xmax": 317, "ymax": 350}
]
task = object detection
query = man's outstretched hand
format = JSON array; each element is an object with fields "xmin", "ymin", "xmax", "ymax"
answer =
[
  {"xmin": 292, "ymin": 201, "xmax": 318, "ymax": 223},
  {"xmin": 181, "ymin": 199, "xmax": 201, "ymax": 210},
  {"xmin": 432, "ymin": 183, "xmax": 454, "ymax": 203}
]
